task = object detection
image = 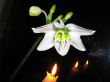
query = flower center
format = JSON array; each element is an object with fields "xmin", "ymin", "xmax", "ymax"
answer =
[{"xmin": 55, "ymin": 28, "xmax": 70, "ymax": 42}]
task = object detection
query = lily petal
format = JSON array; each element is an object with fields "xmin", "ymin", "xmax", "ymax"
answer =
[
  {"xmin": 54, "ymin": 40, "xmax": 70, "ymax": 56},
  {"xmin": 32, "ymin": 23, "xmax": 53, "ymax": 33},
  {"xmin": 37, "ymin": 32, "xmax": 55, "ymax": 51},
  {"xmin": 69, "ymin": 31, "xmax": 86, "ymax": 51},
  {"xmin": 53, "ymin": 22, "xmax": 64, "ymax": 29},
  {"xmin": 53, "ymin": 22, "xmax": 61, "ymax": 28},
  {"xmin": 66, "ymin": 23, "xmax": 96, "ymax": 36}
]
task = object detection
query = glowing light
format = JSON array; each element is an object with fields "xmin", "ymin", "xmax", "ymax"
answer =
[
  {"xmin": 42, "ymin": 63, "xmax": 58, "ymax": 82},
  {"xmin": 75, "ymin": 61, "xmax": 79, "ymax": 68},
  {"xmin": 51, "ymin": 64, "xmax": 57, "ymax": 75},
  {"xmin": 85, "ymin": 60, "xmax": 89, "ymax": 65},
  {"xmin": 83, "ymin": 60, "xmax": 89, "ymax": 70},
  {"xmin": 72, "ymin": 61, "xmax": 79, "ymax": 73}
]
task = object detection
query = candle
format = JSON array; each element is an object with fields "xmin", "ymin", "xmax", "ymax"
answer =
[
  {"xmin": 72, "ymin": 61, "xmax": 79, "ymax": 73},
  {"xmin": 42, "ymin": 64, "xmax": 58, "ymax": 82},
  {"xmin": 83, "ymin": 60, "xmax": 89, "ymax": 70},
  {"xmin": 67, "ymin": 61, "xmax": 79, "ymax": 82}
]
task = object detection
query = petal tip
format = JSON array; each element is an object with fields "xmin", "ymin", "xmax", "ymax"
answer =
[
  {"xmin": 57, "ymin": 50, "xmax": 68, "ymax": 56},
  {"xmin": 56, "ymin": 48, "xmax": 68, "ymax": 56},
  {"xmin": 80, "ymin": 48, "xmax": 86, "ymax": 51},
  {"xmin": 91, "ymin": 30, "xmax": 96, "ymax": 34},
  {"xmin": 93, "ymin": 30, "xmax": 96, "ymax": 33},
  {"xmin": 32, "ymin": 28, "xmax": 40, "ymax": 33},
  {"xmin": 37, "ymin": 47, "xmax": 45, "ymax": 51},
  {"xmin": 32, "ymin": 28, "xmax": 36, "ymax": 33},
  {"xmin": 60, "ymin": 53, "xmax": 67, "ymax": 56}
]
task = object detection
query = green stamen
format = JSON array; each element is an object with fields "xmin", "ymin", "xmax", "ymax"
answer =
[
  {"xmin": 64, "ymin": 33, "xmax": 70, "ymax": 40},
  {"xmin": 55, "ymin": 28, "xmax": 70, "ymax": 42}
]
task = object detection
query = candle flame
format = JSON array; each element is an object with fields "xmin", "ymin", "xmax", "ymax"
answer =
[
  {"xmin": 51, "ymin": 63, "xmax": 57, "ymax": 75},
  {"xmin": 85, "ymin": 60, "xmax": 89, "ymax": 65},
  {"xmin": 75, "ymin": 61, "xmax": 78, "ymax": 68}
]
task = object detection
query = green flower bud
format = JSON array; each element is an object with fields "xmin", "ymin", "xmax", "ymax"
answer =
[
  {"xmin": 57, "ymin": 14, "xmax": 63, "ymax": 19},
  {"xmin": 50, "ymin": 4, "xmax": 56, "ymax": 14},
  {"xmin": 29, "ymin": 6, "xmax": 42, "ymax": 16},
  {"xmin": 53, "ymin": 14, "xmax": 63, "ymax": 22},
  {"xmin": 64, "ymin": 12, "xmax": 73, "ymax": 20}
]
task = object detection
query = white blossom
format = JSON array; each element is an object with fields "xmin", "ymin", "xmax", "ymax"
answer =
[{"xmin": 32, "ymin": 19, "xmax": 95, "ymax": 56}]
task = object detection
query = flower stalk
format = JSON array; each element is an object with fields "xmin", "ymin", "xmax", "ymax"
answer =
[{"xmin": 10, "ymin": 36, "xmax": 43, "ymax": 81}]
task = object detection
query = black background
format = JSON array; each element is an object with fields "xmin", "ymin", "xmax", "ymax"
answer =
[{"xmin": 0, "ymin": 0, "xmax": 110, "ymax": 82}]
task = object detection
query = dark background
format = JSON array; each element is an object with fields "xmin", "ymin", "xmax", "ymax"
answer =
[{"xmin": 0, "ymin": 0, "xmax": 110, "ymax": 82}]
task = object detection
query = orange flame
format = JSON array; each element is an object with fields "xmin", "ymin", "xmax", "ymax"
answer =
[
  {"xmin": 75, "ymin": 61, "xmax": 78, "ymax": 68},
  {"xmin": 51, "ymin": 63, "xmax": 57, "ymax": 75}
]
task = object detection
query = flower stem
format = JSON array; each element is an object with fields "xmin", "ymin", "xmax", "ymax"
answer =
[
  {"xmin": 41, "ymin": 10, "xmax": 49, "ymax": 24},
  {"xmin": 41, "ymin": 10, "xmax": 48, "ymax": 19},
  {"xmin": 9, "ymin": 36, "xmax": 43, "ymax": 82}
]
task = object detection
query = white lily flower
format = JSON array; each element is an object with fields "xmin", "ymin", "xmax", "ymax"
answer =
[{"xmin": 32, "ymin": 19, "xmax": 96, "ymax": 56}]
